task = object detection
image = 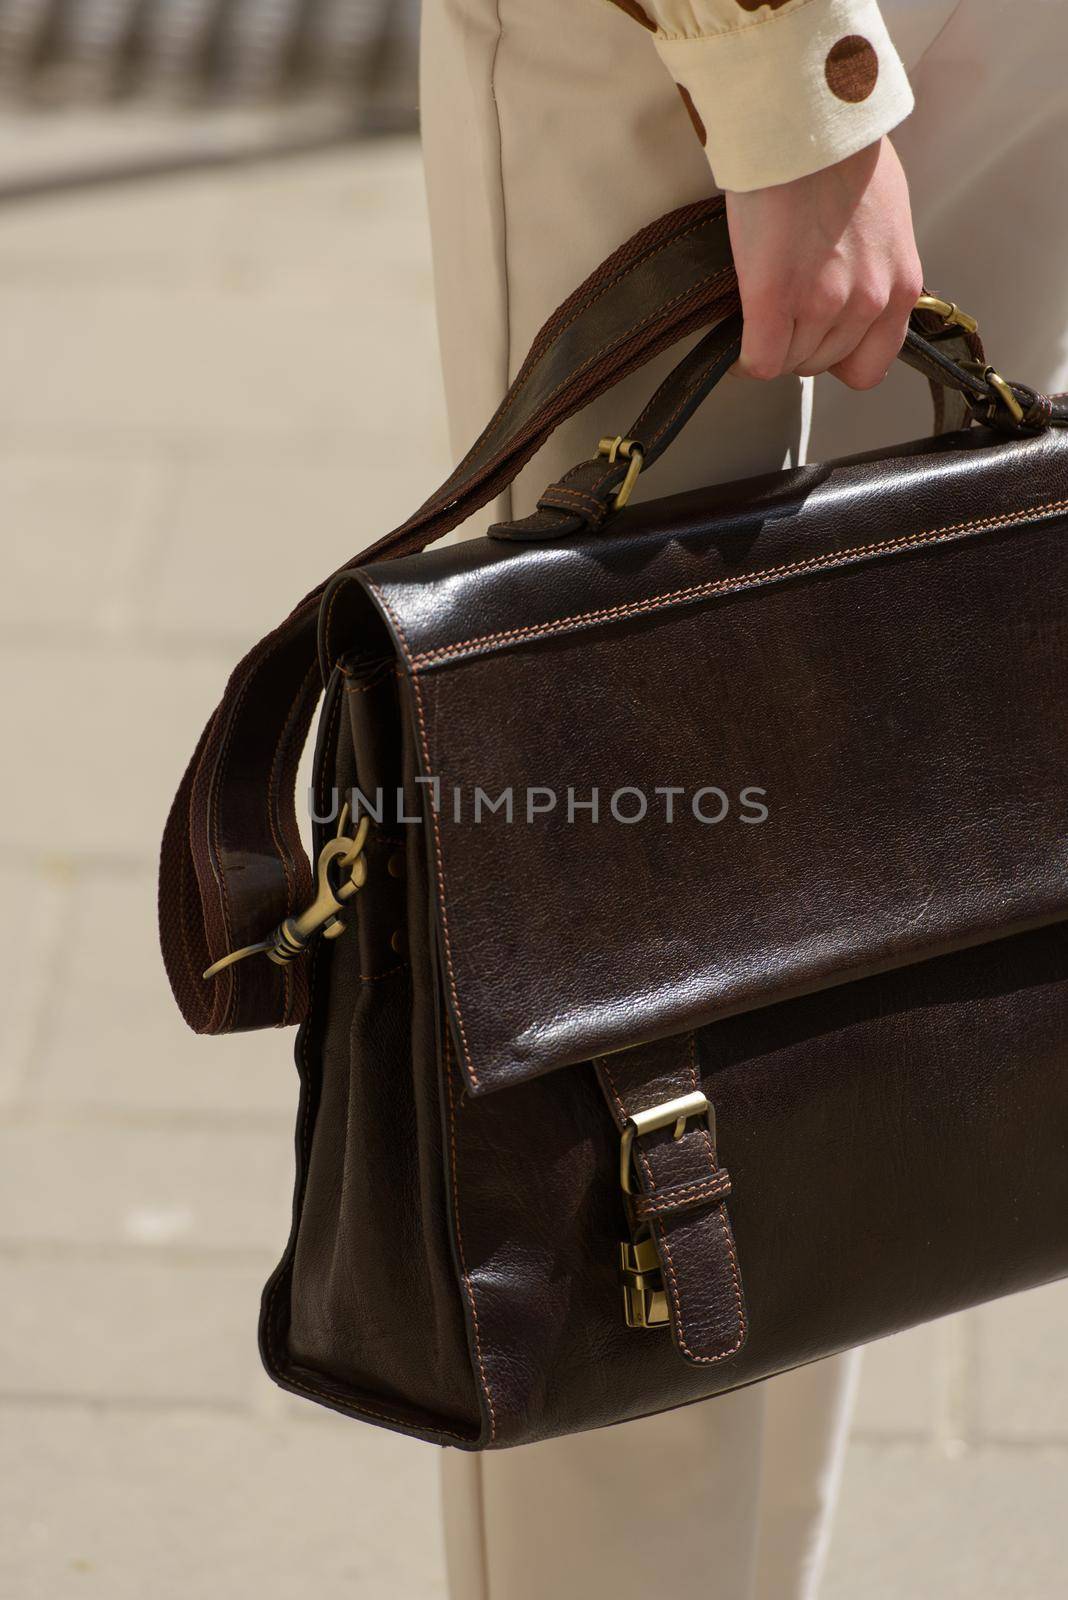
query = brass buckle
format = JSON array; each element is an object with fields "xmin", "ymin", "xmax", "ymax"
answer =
[
  {"xmin": 980, "ymin": 365, "xmax": 1026, "ymax": 425},
  {"xmin": 203, "ymin": 804, "xmax": 369, "ymax": 980},
  {"xmin": 597, "ymin": 435, "xmax": 644, "ymax": 512},
  {"xmin": 620, "ymin": 1234, "xmax": 668, "ymax": 1330},
  {"xmin": 619, "ymin": 1090, "xmax": 714, "ymax": 1195},
  {"xmin": 914, "ymin": 293, "xmax": 979, "ymax": 335},
  {"xmin": 913, "ymin": 294, "xmax": 1025, "ymax": 425},
  {"xmin": 618, "ymin": 1090, "xmax": 714, "ymax": 1330}
]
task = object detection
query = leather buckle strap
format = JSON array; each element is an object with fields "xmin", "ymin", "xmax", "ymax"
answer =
[
  {"xmin": 597, "ymin": 1036, "xmax": 747, "ymax": 1362},
  {"xmin": 619, "ymin": 1090, "xmax": 714, "ymax": 1194}
]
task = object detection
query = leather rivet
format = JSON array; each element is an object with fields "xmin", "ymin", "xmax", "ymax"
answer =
[
  {"xmin": 390, "ymin": 930, "xmax": 406, "ymax": 955},
  {"xmin": 387, "ymin": 851, "xmax": 406, "ymax": 879}
]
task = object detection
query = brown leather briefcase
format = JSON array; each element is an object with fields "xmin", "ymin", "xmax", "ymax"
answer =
[{"xmin": 159, "ymin": 197, "xmax": 1068, "ymax": 1449}]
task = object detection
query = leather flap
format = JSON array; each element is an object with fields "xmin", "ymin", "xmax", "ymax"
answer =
[{"xmin": 357, "ymin": 428, "xmax": 1068, "ymax": 1096}]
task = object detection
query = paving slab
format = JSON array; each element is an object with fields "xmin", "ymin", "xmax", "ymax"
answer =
[
  {"xmin": 0, "ymin": 1400, "xmax": 446, "ymax": 1600},
  {"xmin": 23, "ymin": 869, "xmax": 299, "ymax": 1118},
  {"xmin": 0, "ymin": 276, "xmax": 438, "ymax": 446},
  {"xmin": 850, "ymin": 1318, "xmax": 948, "ymax": 1441},
  {"xmin": 973, "ymin": 1279, "xmax": 1068, "ymax": 1444},
  {"xmin": 0, "ymin": 1255, "xmax": 270, "ymax": 1407},
  {"xmin": 138, "ymin": 440, "xmax": 449, "ymax": 647},
  {"xmin": 0, "ymin": 1120, "xmax": 294, "ymax": 1255},
  {"xmin": 0, "ymin": 642, "xmax": 236, "ymax": 859},
  {"xmin": 0, "ymin": 451, "xmax": 170, "ymax": 633},
  {"xmin": 823, "ymin": 1439, "xmax": 1068, "ymax": 1600},
  {"xmin": 0, "ymin": 861, "xmax": 71, "ymax": 1107}
]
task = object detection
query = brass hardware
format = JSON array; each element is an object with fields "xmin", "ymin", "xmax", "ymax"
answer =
[
  {"xmin": 981, "ymin": 365, "xmax": 1026, "ymax": 425},
  {"xmin": 203, "ymin": 805, "xmax": 369, "ymax": 980},
  {"xmin": 617, "ymin": 1090, "xmax": 715, "ymax": 1332},
  {"xmin": 914, "ymin": 296, "xmax": 1025, "ymax": 425},
  {"xmin": 620, "ymin": 1235, "xmax": 669, "ymax": 1329},
  {"xmin": 619, "ymin": 1090, "xmax": 714, "ymax": 1195},
  {"xmin": 914, "ymin": 294, "xmax": 979, "ymax": 335},
  {"xmin": 597, "ymin": 435, "xmax": 644, "ymax": 512}
]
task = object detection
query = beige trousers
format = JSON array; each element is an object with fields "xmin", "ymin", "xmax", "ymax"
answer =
[{"xmin": 420, "ymin": 3, "xmax": 1068, "ymax": 1596}]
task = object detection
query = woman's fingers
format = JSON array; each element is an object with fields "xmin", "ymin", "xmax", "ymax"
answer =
[
  {"xmin": 790, "ymin": 302, "xmax": 883, "ymax": 377},
  {"xmin": 725, "ymin": 136, "xmax": 923, "ymax": 393},
  {"xmin": 735, "ymin": 295, "xmax": 794, "ymax": 381},
  {"xmin": 739, "ymin": 278, "xmax": 918, "ymax": 386},
  {"xmin": 829, "ymin": 291, "xmax": 917, "ymax": 389}
]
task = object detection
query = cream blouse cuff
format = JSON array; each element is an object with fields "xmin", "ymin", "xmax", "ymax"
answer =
[{"xmin": 611, "ymin": 0, "xmax": 914, "ymax": 192}]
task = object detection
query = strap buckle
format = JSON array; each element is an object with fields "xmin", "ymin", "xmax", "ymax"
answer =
[
  {"xmin": 617, "ymin": 1092, "xmax": 713, "ymax": 1330},
  {"xmin": 597, "ymin": 435, "xmax": 645, "ymax": 511},
  {"xmin": 980, "ymin": 364, "xmax": 1026, "ymax": 425},
  {"xmin": 914, "ymin": 294, "xmax": 1026, "ymax": 425},
  {"xmin": 914, "ymin": 293, "xmax": 979, "ymax": 335},
  {"xmin": 619, "ymin": 1090, "xmax": 714, "ymax": 1195}
]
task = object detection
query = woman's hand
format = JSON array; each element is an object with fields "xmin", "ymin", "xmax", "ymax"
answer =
[{"xmin": 726, "ymin": 136, "xmax": 923, "ymax": 390}]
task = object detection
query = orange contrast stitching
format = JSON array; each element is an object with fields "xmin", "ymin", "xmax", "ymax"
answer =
[
  {"xmin": 632, "ymin": 1172, "xmax": 731, "ymax": 1218},
  {"xmin": 259, "ymin": 695, "xmax": 471, "ymax": 1447},
  {"xmin": 600, "ymin": 1043, "xmax": 746, "ymax": 1365},
  {"xmin": 444, "ymin": 1039, "xmax": 499, "ymax": 1443},
  {"xmin": 469, "ymin": 213, "xmax": 726, "ymax": 445},
  {"xmin": 409, "ymin": 495, "xmax": 1068, "ymax": 670},
  {"xmin": 410, "ymin": 673, "xmax": 478, "ymax": 1086},
  {"xmin": 635, "ymin": 1172, "xmax": 731, "ymax": 1207}
]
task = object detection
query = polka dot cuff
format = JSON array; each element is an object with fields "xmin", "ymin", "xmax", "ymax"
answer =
[{"xmin": 612, "ymin": 0, "xmax": 914, "ymax": 191}]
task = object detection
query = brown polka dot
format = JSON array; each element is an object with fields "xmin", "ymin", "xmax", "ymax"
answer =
[
  {"xmin": 824, "ymin": 35, "xmax": 880, "ymax": 103},
  {"xmin": 675, "ymin": 83, "xmax": 707, "ymax": 148},
  {"xmin": 734, "ymin": 0, "xmax": 792, "ymax": 10},
  {"xmin": 605, "ymin": 0, "xmax": 657, "ymax": 29}
]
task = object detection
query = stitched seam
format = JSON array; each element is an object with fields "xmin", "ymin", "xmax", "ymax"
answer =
[
  {"xmin": 637, "ymin": 1173, "xmax": 731, "ymax": 1206},
  {"xmin": 421, "ymin": 217, "xmax": 727, "ymax": 526},
  {"xmin": 209, "ymin": 655, "xmax": 298, "ymax": 1030},
  {"xmin": 633, "ymin": 1174, "xmax": 731, "ymax": 1217},
  {"xmin": 444, "ymin": 1039, "xmax": 499, "ymax": 1443},
  {"xmin": 461, "ymin": 265, "xmax": 732, "ymax": 496},
  {"xmin": 685, "ymin": 1035, "xmax": 746, "ymax": 1362},
  {"xmin": 690, "ymin": 1033, "xmax": 719, "ymax": 1180},
  {"xmin": 208, "ymin": 680, "xmax": 257, "ymax": 1032},
  {"xmin": 259, "ymin": 697, "xmax": 469, "ymax": 1445},
  {"xmin": 657, "ymin": 0, "xmax": 823, "ymax": 44},
  {"xmin": 175, "ymin": 812, "xmax": 205, "ymax": 1014},
  {"xmin": 477, "ymin": 215, "xmax": 722, "ymax": 443},
  {"xmin": 331, "ymin": 220, "xmax": 731, "ymax": 574},
  {"xmin": 601, "ymin": 1045, "xmax": 745, "ymax": 1364},
  {"xmin": 411, "ymin": 496, "xmax": 1068, "ymax": 669},
  {"xmin": 655, "ymin": 1206, "xmax": 747, "ymax": 1366},
  {"xmin": 268, "ymin": 663, "xmax": 320, "ymax": 1025},
  {"xmin": 344, "ymin": 666, "xmax": 393, "ymax": 696},
  {"xmin": 658, "ymin": 1033, "xmax": 744, "ymax": 1362},
  {"xmin": 410, "ymin": 672, "xmax": 480, "ymax": 1089},
  {"xmin": 598, "ymin": 1055, "xmax": 657, "ymax": 1189},
  {"xmin": 640, "ymin": 333, "xmax": 739, "ymax": 456},
  {"xmin": 206, "ymin": 640, "xmax": 316, "ymax": 1029},
  {"xmin": 361, "ymin": 580, "xmax": 479, "ymax": 1088},
  {"xmin": 541, "ymin": 486, "xmax": 605, "ymax": 515},
  {"xmin": 359, "ymin": 962, "xmax": 408, "ymax": 983}
]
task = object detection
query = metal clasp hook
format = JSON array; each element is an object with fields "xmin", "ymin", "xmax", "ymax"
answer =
[{"xmin": 203, "ymin": 805, "xmax": 370, "ymax": 980}]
